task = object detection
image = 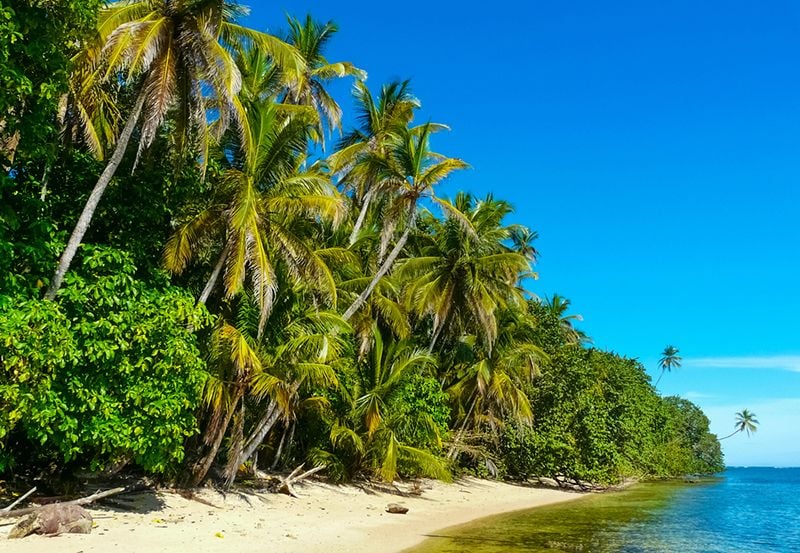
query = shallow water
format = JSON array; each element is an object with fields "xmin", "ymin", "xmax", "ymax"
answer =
[{"xmin": 409, "ymin": 467, "xmax": 800, "ymax": 552}]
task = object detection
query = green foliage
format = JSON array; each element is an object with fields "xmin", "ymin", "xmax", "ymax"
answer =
[
  {"xmin": 0, "ymin": 0, "xmax": 101, "ymax": 162},
  {"xmin": 0, "ymin": 246, "xmax": 210, "ymax": 474}
]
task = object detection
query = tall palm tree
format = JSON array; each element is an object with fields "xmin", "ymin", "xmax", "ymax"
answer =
[
  {"xmin": 45, "ymin": 0, "xmax": 305, "ymax": 299},
  {"xmin": 327, "ymin": 80, "xmax": 419, "ymax": 244},
  {"xmin": 163, "ymin": 101, "xmax": 344, "ymax": 335},
  {"xmin": 656, "ymin": 345, "xmax": 682, "ymax": 386},
  {"xmin": 283, "ymin": 14, "xmax": 365, "ymax": 145},
  {"xmin": 397, "ymin": 194, "xmax": 529, "ymax": 352},
  {"xmin": 720, "ymin": 409, "xmax": 759, "ymax": 440},
  {"xmin": 341, "ymin": 123, "xmax": 467, "ymax": 321}
]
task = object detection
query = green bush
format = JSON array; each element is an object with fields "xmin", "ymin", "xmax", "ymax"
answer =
[{"xmin": 0, "ymin": 246, "xmax": 210, "ymax": 474}]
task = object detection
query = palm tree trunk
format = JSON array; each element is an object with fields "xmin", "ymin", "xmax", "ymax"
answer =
[
  {"xmin": 718, "ymin": 430, "xmax": 740, "ymax": 440},
  {"xmin": 348, "ymin": 188, "xmax": 374, "ymax": 245},
  {"xmin": 44, "ymin": 92, "xmax": 146, "ymax": 300},
  {"xmin": 447, "ymin": 393, "xmax": 478, "ymax": 460},
  {"xmin": 238, "ymin": 397, "xmax": 285, "ymax": 468},
  {"xmin": 198, "ymin": 245, "xmax": 228, "ymax": 305},
  {"xmin": 188, "ymin": 386, "xmax": 244, "ymax": 486},
  {"xmin": 427, "ymin": 313, "xmax": 448, "ymax": 354},
  {"xmin": 270, "ymin": 422, "xmax": 290, "ymax": 470},
  {"xmin": 342, "ymin": 205, "xmax": 416, "ymax": 321},
  {"xmin": 222, "ymin": 397, "xmax": 246, "ymax": 488},
  {"xmin": 654, "ymin": 370, "xmax": 665, "ymax": 387}
]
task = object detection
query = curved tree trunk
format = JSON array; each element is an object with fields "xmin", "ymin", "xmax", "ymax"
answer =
[
  {"xmin": 45, "ymin": 92, "xmax": 146, "ymax": 300},
  {"xmin": 348, "ymin": 188, "xmax": 374, "ymax": 245},
  {"xmin": 342, "ymin": 204, "xmax": 416, "ymax": 321}
]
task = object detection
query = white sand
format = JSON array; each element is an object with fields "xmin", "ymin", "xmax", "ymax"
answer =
[{"xmin": 1, "ymin": 478, "xmax": 581, "ymax": 552}]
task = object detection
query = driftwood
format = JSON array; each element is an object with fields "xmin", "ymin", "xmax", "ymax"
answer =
[
  {"xmin": 0, "ymin": 487, "xmax": 126, "ymax": 519},
  {"xmin": 2, "ymin": 487, "xmax": 37, "ymax": 513},
  {"xmin": 261, "ymin": 464, "xmax": 325, "ymax": 498}
]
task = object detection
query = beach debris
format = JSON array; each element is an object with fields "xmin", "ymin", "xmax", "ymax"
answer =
[
  {"xmin": 8, "ymin": 504, "xmax": 93, "ymax": 538},
  {"xmin": 1, "ymin": 487, "xmax": 37, "ymax": 513},
  {"xmin": 264, "ymin": 464, "xmax": 325, "ymax": 498},
  {"xmin": 385, "ymin": 503, "xmax": 409, "ymax": 514},
  {"xmin": 0, "ymin": 486, "xmax": 126, "ymax": 520}
]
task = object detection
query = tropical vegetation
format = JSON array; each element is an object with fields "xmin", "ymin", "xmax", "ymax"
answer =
[{"xmin": 0, "ymin": 0, "xmax": 723, "ymax": 487}]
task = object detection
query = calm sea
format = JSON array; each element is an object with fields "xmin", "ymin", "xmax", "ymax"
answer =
[{"xmin": 409, "ymin": 467, "xmax": 800, "ymax": 553}]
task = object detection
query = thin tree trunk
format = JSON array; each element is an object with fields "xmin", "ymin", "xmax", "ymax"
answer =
[
  {"xmin": 283, "ymin": 421, "xmax": 297, "ymax": 467},
  {"xmin": 447, "ymin": 393, "xmax": 478, "ymax": 460},
  {"xmin": 238, "ymin": 390, "xmax": 294, "ymax": 470},
  {"xmin": 198, "ymin": 245, "xmax": 228, "ymax": 305},
  {"xmin": 44, "ymin": 92, "xmax": 146, "ymax": 300},
  {"xmin": 342, "ymin": 205, "xmax": 416, "ymax": 321},
  {"xmin": 348, "ymin": 188, "xmax": 374, "ymax": 245},
  {"xmin": 427, "ymin": 313, "xmax": 448, "ymax": 354},
  {"xmin": 270, "ymin": 423, "xmax": 290, "ymax": 471},
  {"xmin": 222, "ymin": 398, "xmax": 246, "ymax": 488},
  {"xmin": 188, "ymin": 386, "xmax": 244, "ymax": 486},
  {"xmin": 718, "ymin": 430, "xmax": 740, "ymax": 440},
  {"xmin": 654, "ymin": 370, "xmax": 665, "ymax": 387}
]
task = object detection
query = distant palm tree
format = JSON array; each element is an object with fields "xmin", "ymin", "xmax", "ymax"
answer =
[
  {"xmin": 544, "ymin": 294, "xmax": 588, "ymax": 345},
  {"xmin": 720, "ymin": 409, "xmax": 759, "ymax": 440},
  {"xmin": 655, "ymin": 345, "xmax": 682, "ymax": 386}
]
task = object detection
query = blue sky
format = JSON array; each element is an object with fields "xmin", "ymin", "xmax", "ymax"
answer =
[{"xmin": 248, "ymin": 1, "xmax": 800, "ymax": 466}]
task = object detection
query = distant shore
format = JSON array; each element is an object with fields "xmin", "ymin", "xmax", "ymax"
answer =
[{"xmin": 1, "ymin": 478, "xmax": 581, "ymax": 552}]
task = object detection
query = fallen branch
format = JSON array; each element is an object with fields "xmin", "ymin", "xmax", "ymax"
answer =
[
  {"xmin": 2, "ymin": 487, "xmax": 37, "ymax": 513},
  {"xmin": 278, "ymin": 464, "xmax": 325, "ymax": 497},
  {"xmin": 0, "ymin": 487, "xmax": 126, "ymax": 519}
]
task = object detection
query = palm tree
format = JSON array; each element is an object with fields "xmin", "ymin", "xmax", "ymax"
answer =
[
  {"xmin": 283, "ymin": 15, "xmax": 365, "ymax": 145},
  {"xmin": 341, "ymin": 123, "xmax": 468, "ymax": 321},
  {"xmin": 325, "ymin": 327, "xmax": 449, "ymax": 482},
  {"xmin": 327, "ymin": 80, "xmax": 419, "ymax": 244},
  {"xmin": 163, "ymin": 101, "xmax": 344, "ymax": 335},
  {"xmin": 655, "ymin": 345, "xmax": 682, "ymax": 386},
  {"xmin": 397, "ymin": 193, "xmax": 529, "ymax": 352},
  {"xmin": 446, "ymin": 309, "xmax": 548, "ymax": 459},
  {"xmin": 543, "ymin": 294, "xmax": 588, "ymax": 345},
  {"xmin": 45, "ymin": 0, "xmax": 305, "ymax": 299},
  {"xmin": 720, "ymin": 409, "xmax": 759, "ymax": 440}
]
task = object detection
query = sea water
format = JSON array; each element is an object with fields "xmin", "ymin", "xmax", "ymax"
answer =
[{"xmin": 409, "ymin": 467, "xmax": 800, "ymax": 553}]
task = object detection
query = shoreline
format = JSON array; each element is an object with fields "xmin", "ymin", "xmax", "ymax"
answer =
[{"xmin": 1, "ymin": 477, "xmax": 583, "ymax": 552}]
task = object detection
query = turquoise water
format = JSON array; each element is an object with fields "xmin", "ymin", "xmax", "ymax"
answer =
[{"xmin": 410, "ymin": 468, "xmax": 800, "ymax": 552}]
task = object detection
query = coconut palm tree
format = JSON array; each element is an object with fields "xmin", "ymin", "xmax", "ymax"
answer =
[
  {"xmin": 45, "ymin": 0, "xmax": 305, "ymax": 300},
  {"xmin": 656, "ymin": 345, "xmax": 682, "ymax": 386},
  {"xmin": 543, "ymin": 294, "xmax": 588, "ymax": 345},
  {"xmin": 327, "ymin": 80, "xmax": 419, "ymax": 244},
  {"xmin": 341, "ymin": 123, "xmax": 468, "ymax": 321},
  {"xmin": 282, "ymin": 15, "xmax": 365, "ymax": 145},
  {"xmin": 396, "ymin": 193, "xmax": 529, "ymax": 352},
  {"xmin": 446, "ymin": 309, "xmax": 548, "ymax": 459},
  {"xmin": 720, "ymin": 409, "xmax": 759, "ymax": 440},
  {"xmin": 163, "ymin": 101, "xmax": 344, "ymax": 335},
  {"xmin": 324, "ymin": 327, "xmax": 449, "ymax": 482}
]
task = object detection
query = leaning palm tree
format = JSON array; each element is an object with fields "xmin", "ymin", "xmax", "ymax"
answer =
[
  {"xmin": 341, "ymin": 123, "xmax": 468, "ymax": 321},
  {"xmin": 45, "ymin": 0, "xmax": 305, "ymax": 299},
  {"xmin": 328, "ymin": 80, "xmax": 419, "ymax": 244},
  {"xmin": 720, "ymin": 409, "xmax": 759, "ymax": 440},
  {"xmin": 655, "ymin": 345, "xmax": 682, "ymax": 386}
]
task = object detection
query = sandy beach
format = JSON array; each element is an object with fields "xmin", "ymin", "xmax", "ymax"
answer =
[{"xmin": 1, "ymin": 478, "xmax": 580, "ymax": 552}]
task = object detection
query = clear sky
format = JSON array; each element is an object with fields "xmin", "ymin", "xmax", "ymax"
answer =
[{"xmin": 248, "ymin": 0, "xmax": 800, "ymax": 466}]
